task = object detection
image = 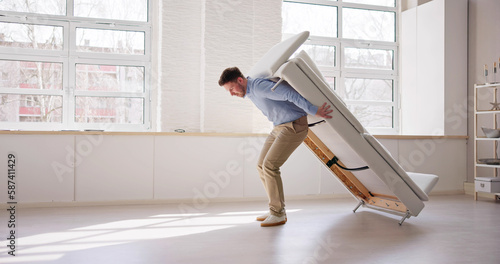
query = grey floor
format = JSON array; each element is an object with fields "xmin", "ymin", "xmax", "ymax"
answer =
[{"xmin": 1, "ymin": 194, "xmax": 499, "ymax": 264}]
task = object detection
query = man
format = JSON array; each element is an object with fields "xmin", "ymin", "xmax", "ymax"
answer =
[{"xmin": 218, "ymin": 67, "xmax": 333, "ymax": 227}]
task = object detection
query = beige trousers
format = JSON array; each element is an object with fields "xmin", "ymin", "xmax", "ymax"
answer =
[{"xmin": 257, "ymin": 116, "xmax": 309, "ymax": 217}]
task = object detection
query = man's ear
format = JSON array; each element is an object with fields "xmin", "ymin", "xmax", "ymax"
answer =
[{"xmin": 236, "ymin": 77, "xmax": 244, "ymax": 84}]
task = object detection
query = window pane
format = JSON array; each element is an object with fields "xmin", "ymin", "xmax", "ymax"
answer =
[
  {"xmin": 76, "ymin": 64, "xmax": 144, "ymax": 92},
  {"xmin": 0, "ymin": 94, "xmax": 62, "ymax": 122},
  {"xmin": 343, "ymin": 8, "xmax": 395, "ymax": 42},
  {"xmin": 347, "ymin": 105, "xmax": 393, "ymax": 128},
  {"xmin": 344, "ymin": 48, "xmax": 393, "ymax": 70},
  {"xmin": 282, "ymin": 2, "xmax": 337, "ymax": 38},
  {"xmin": 0, "ymin": 0, "xmax": 66, "ymax": 15},
  {"xmin": 297, "ymin": 45, "xmax": 335, "ymax": 67},
  {"xmin": 325, "ymin": 76, "xmax": 335, "ymax": 91},
  {"xmin": 76, "ymin": 28, "xmax": 145, "ymax": 55},
  {"xmin": 75, "ymin": 97, "xmax": 143, "ymax": 124},
  {"xmin": 342, "ymin": 78, "xmax": 393, "ymax": 102},
  {"xmin": 343, "ymin": 0, "xmax": 395, "ymax": 7},
  {"xmin": 1, "ymin": 60, "xmax": 63, "ymax": 90},
  {"xmin": 0, "ymin": 22, "xmax": 63, "ymax": 50},
  {"xmin": 74, "ymin": 0, "xmax": 148, "ymax": 22}
]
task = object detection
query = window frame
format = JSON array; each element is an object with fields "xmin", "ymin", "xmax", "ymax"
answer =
[
  {"xmin": 283, "ymin": 0, "xmax": 399, "ymax": 134},
  {"xmin": 0, "ymin": 0, "xmax": 152, "ymax": 131}
]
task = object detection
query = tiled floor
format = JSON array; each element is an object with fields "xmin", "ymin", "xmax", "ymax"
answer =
[{"xmin": 1, "ymin": 195, "xmax": 499, "ymax": 264}]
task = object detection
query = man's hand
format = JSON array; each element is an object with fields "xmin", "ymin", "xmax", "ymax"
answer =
[{"xmin": 316, "ymin": 102, "xmax": 333, "ymax": 119}]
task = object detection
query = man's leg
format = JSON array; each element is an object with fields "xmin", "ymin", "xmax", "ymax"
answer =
[
  {"xmin": 257, "ymin": 130, "xmax": 277, "ymax": 197},
  {"xmin": 258, "ymin": 116, "xmax": 308, "ymax": 218}
]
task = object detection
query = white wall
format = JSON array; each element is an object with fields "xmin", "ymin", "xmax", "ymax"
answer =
[
  {"xmin": 402, "ymin": 1, "xmax": 445, "ymax": 135},
  {"xmin": 159, "ymin": 0, "xmax": 280, "ymax": 134},
  {"xmin": 401, "ymin": 0, "xmax": 434, "ymax": 11},
  {"xmin": 384, "ymin": 138, "xmax": 467, "ymax": 192},
  {"xmin": 159, "ymin": 1, "xmax": 203, "ymax": 133},
  {"xmin": 467, "ymin": 0, "xmax": 500, "ymax": 183},
  {"xmin": 401, "ymin": 0, "xmax": 468, "ymax": 136},
  {"xmin": 0, "ymin": 134, "xmax": 465, "ymax": 205},
  {"xmin": 0, "ymin": 135, "xmax": 75, "ymax": 202},
  {"xmin": 401, "ymin": 0, "xmax": 500, "ymax": 184}
]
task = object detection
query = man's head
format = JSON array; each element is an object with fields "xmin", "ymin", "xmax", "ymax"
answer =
[{"xmin": 219, "ymin": 67, "xmax": 247, "ymax": 98}]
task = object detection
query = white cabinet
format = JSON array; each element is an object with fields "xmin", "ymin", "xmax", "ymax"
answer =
[
  {"xmin": 0, "ymin": 135, "xmax": 75, "ymax": 203},
  {"xmin": 474, "ymin": 83, "xmax": 500, "ymax": 200},
  {"xmin": 401, "ymin": 0, "xmax": 468, "ymax": 135}
]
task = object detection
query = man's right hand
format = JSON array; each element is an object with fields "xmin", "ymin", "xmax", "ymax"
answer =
[{"xmin": 316, "ymin": 102, "xmax": 333, "ymax": 119}]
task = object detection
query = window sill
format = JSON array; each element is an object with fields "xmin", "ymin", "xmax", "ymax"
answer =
[
  {"xmin": 0, "ymin": 130, "xmax": 267, "ymax": 137},
  {"xmin": 0, "ymin": 130, "xmax": 469, "ymax": 139},
  {"xmin": 374, "ymin": 135, "xmax": 468, "ymax": 140}
]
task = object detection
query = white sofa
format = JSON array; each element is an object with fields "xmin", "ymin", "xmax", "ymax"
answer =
[{"xmin": 248, "ymin": 31, "xmax": 439, "ymax": 225}]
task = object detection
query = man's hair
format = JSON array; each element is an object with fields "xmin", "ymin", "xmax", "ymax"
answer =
[{"xmin": 218, "ymin": 67, "xmax": 244, "ymax": 86}]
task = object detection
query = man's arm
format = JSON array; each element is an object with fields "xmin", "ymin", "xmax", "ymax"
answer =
[{"xmin": 262, "ymin": 80, "xmax": 333, "ymax": 119}]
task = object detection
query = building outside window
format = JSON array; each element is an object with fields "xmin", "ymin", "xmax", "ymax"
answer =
[
  {"xmin": 283, "ymin": 0, "xmax": 399, "ymax": 134},
  {"xmin": 0, "ymin": 0, "xmax": 151, "ymax": 131}
]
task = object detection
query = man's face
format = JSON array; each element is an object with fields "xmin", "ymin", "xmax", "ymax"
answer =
[{"xmin": 223, "ymin": 78, "xmax": 246, "ymax": 98}]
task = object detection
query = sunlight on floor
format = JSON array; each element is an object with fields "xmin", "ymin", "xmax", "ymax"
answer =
[
  {"xmin": 0, "ymin": 254, "xmax": 64, "ymax": 264},
  {"xmin": 0, "ymin": 209, "xmax": 302, "ymax": 263}
]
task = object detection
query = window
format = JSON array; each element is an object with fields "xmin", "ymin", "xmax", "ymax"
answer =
[
  {"xmin": 283, "ymin": 0, "xmax": 398, "ymax": 134},
  {"xmin": 0, "ymin": 0, "xmax": 151, "ymax": 131}
]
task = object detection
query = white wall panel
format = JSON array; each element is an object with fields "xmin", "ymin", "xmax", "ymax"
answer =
[
  {"xmin": 0, "ymin": 135, "xmax": 74, "ymax": 203},
  {"xmin": 416, "ymin": 0, "xmax": 445, "ymax": 134},
  {"xmin": 281, "ymin": 144, "xmax": 322, "ymax": 196},
  {"xmin": 203, "ymin": 0, "xmax": 258, "ymax": 133},
  {"xmin": 240, "ymin": 136, "xmax": 267, "ymax": 197},
  {"xmin": 319, "ymin": 165, "xmax": 350, "ymax": 196},
  {"xmin": 0, "ymin": 133, "xmax": 467, "ymax": 204},
  {"xmin": 158, "ymin": 0, "xmax": 281, "ymax": 133},
  {"xmin": 397, "ymin": 138, "xmax": 466, "ymax": 193},
  {"xmin": 466, "ymin": 0, "xmax": 500, "ymax": 183},
  {"xmin": 444, "ymin": 0, "xmax": 468, "ymax": 136},
  {"xmin": 154, "ymin": 136, "xmax": 245, "ymax": 201},
  {"xmin": 401, "ymin": 8, "xmax": 418, "ymax": 135},
  {"xmin": 160, "ymin": 0, "xmax": 203, "ymax": 132},
  {"xmin": 241, "ymin": 138, "xmax": 325, "ymax": 198},
  {"xmin": 202, "ymin": 0, "xmax": 282, "ymax": 133},
  {"xmin": 401, "ymin": 0, "xmax": 467, "ymax": 136},
  {"xmin": 74, "ymin": 135, "xmax": 154, "ymax": 201}
]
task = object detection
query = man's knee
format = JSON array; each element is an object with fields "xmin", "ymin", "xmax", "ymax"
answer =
[
  {"xmin": 261, "ymin": 161, "xmax": 280, "ymax": 175},
  {"xmin": 256, "ymin": 163, "xmax": 263, "ymax": 173}
]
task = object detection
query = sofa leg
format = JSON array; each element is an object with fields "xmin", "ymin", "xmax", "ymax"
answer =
[
  {"xmin": 399, "ymin": 211, "xmax": 411, "ymax": 226},
  {"xmin": 353, "ymin": 200, "xmax": 364, "ymax": 213}
]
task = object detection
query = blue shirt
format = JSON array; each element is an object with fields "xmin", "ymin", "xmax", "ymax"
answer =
[{"xmin": 245, "ymin": 77, "xmax": 318, "ymax": 126}]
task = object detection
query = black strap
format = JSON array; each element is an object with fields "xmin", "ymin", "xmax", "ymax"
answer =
[
  {"xmin": 308, "ymin": 120, "xmax": 326, "ymax": 127},
  {"xmin": 326, "ymin": 156, "xmax": 369, "ymax": 171}
]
